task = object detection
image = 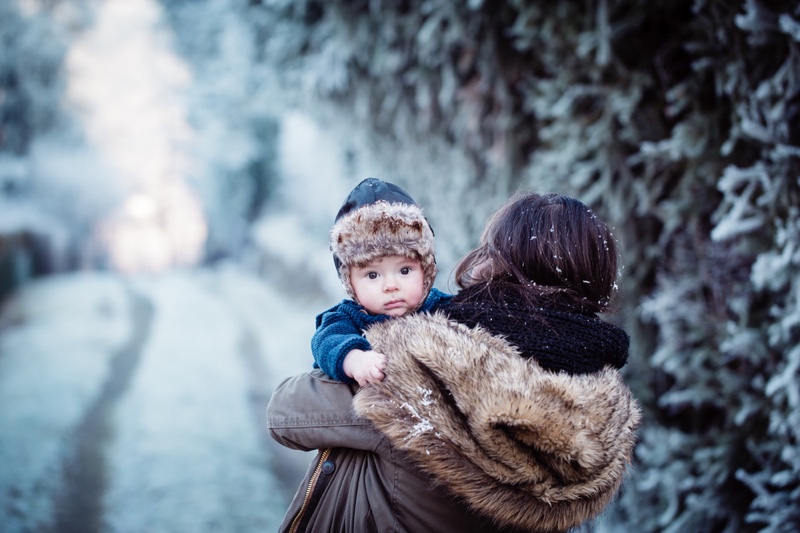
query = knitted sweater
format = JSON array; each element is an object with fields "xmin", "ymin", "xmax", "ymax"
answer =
[
  {"xmin": 436, "ymin": 283, "xmax": 629, "ymax": 374},
  {"xmin": 312, "ymin": 287, "xmax": 451, "ymax": 382}
]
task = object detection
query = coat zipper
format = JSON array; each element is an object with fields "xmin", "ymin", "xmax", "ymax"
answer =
[{"xmin": 288, "ymin": 448, "xmax": 332, "ymax": 533}]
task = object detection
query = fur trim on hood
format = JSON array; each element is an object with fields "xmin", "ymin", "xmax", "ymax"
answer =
[
  {"xmin": 331, "ymin": 199, "xmax": 436, "ymax": 304},
  {"xmin": 353, "ymin": 312, "xmax": 641, "ymax": 532}
]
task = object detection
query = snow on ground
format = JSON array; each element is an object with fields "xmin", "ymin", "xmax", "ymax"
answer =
[
  {"xmin": 105, "ymin": 272, "xmax": 278, "ymax": 532},
  {"xmin": 0, "ymin": 264, "xmax": 326, "ymax": 532},
  {"xmin": 0, "ymin": 273, "xmax": 132, "ymax": 532}
]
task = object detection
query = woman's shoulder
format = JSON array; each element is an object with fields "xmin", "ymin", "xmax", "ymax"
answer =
[{"xmin": 355, "ymin": 309, "xmax": 641, "ymax": 532}]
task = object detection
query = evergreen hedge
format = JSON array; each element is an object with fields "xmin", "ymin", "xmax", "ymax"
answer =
[{"xmin": 252, "ymin": 0, "xmax": 800, "ymax": 530}]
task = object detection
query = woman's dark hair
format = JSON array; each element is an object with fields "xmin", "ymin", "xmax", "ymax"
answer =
[{"xmin": 453, "ymin": 192, "xmax": 620, "ymax": 313}]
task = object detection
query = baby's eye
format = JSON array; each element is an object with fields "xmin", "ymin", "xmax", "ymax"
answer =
[
  {"xmin": 400, "ymin": 267, "xmax": 411, "ymax": 275},
  {"xmin": 367, "ymin": 272, "xmax": 379, "ymax": 280}
]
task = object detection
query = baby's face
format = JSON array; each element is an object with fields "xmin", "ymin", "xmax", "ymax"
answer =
[{"xmin": 350, "ymin": 255, "xmax": 425, "ymax": 317}]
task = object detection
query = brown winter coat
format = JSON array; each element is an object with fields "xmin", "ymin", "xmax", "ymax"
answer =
[
  {"xmin": 268, "ymin": 370, "xmax": 510, "ymax": 533},
  {"xmin": 268, "ymin": 312, "xmax": 640, "ymax": 532},
  {"xmin": 355, "ymin": 312, "xmax": 642, "ymax": 532}
]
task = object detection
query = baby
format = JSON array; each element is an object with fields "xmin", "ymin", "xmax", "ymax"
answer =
[{"xmin": 312, "ymin": 178, "xmax": 450, "ymax": 386}]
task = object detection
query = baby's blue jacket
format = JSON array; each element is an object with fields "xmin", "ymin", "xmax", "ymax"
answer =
[{"xmin": 312, "ymin": 288, "xmax": 451, "ymax": 383}]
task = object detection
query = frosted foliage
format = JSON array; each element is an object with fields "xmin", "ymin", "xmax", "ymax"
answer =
[
  {"xmin": 0, "ymin": 2, "xmax": 67, "ymax": 151},
  {"xmin": 751, "ymin": 210, "xmax": 800, "ymax": 292},
  {"xmin": 308, "ymin": 43, "xmax": 351, "ymax": 95},
  {"xmin": 780, "ymin": 13, "xmax": 800, "ymax": 42},
  {"xmin": 614, "ymin": 426, "xmax": 738, "ymax": 532},
  {"xmin": 711, "ymin": 164, "xmax": 769, "ymax": 242},
  {"xmin": 604, "ymin": 3, "xmax": 800, "ymax": 530},
  {"xmin": 765, "ymin": 345, "xmax": 800, "ymax": 437},
  {"xmin": 0, "ymin": 1, "xmax": 120, "ymax": 273},
  {"xmin": 737, "ymin": 467, "xmax": 800, "ymax": 533},
  {"xmin": 242, "ymin": 2, "xmax": 800, "ymax": 530},
  {"xmin": 159, "ymin": 0, "xmax": 285, "ymax": 257},
  {"xmin": 254, "ymin": 0, "xmax": 531, "ymax": 231}
]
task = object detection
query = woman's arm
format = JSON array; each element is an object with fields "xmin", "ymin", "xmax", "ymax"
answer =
[{"xmin": 267, "ymin": 369, "xmax": 384, "ymax": 453}]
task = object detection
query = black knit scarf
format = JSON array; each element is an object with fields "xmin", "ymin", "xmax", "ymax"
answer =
[{"xmin": 436, "ymin": 283, "xmax": 629, "ymax": 375}]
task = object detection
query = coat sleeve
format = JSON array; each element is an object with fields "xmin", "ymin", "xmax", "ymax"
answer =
[
  {"xmin": 312, "ymin": 307, "xmax": 372, "ymax": 383},
  {"xmin": 267, "ymin": 369, "xmax": 384, "ymax": 453}
]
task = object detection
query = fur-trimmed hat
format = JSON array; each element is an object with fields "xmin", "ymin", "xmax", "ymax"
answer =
[{"xmin": 331, "ymin": 178, "xmax": 437, "ymax": 307}]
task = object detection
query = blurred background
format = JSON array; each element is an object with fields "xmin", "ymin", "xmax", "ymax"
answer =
[{"xmin": 1, "ymin": 0, "xmax": 798, "ymax": 532}]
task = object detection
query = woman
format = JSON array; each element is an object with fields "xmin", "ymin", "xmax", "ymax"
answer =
[{"xmin": 268, "ymin": 192, "xmax": 641, "ymax": 532}]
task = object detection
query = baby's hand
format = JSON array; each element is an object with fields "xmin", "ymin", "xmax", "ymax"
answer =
[{"xmin": 343, "ymin": 349, "xmax": 386, "ymax": 387}]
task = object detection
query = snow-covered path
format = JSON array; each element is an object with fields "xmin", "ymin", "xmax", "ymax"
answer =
[{"xmin": 0, "ymin": 265, "xmax": 319, "ymax": 532}]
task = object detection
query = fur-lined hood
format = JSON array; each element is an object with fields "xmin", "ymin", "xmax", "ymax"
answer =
[{"xmin": 353, "ymin": 312, "xmax": 641, "ymax": 532}]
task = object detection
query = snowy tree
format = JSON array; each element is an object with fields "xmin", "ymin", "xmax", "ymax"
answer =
[
  {"xmin": 159, "ymin": 0, "xmax": 284, "ymax": 260},
  {"xmin": 240, "ymin": 0, "xmax": 800, "ymax": 530},
  {"xmin": 0, "ymin": 1, "xmax": 77, "ymax": 298}
]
